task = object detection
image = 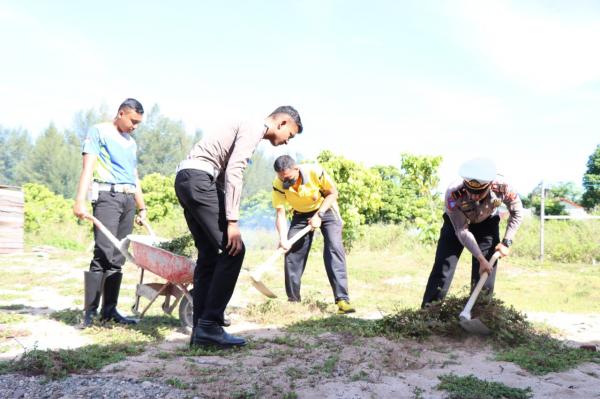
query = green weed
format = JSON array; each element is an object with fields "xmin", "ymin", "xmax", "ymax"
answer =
[
  {"xmin": 497, "ymin": 336, "xmax": 600, "ymax": 375},
  {"xmin": 0, "ymin": 343, "xmax": 145, "ymax": 380},
  {"xmin": 165, "ymin": 377, "xmax": 193, "ymax": 389},
  {"xmin": 436, "ymin": 373, "xmax": 532, "ymax": 399}
]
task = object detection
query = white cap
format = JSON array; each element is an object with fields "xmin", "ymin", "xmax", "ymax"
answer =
[{"xmin": 459, "ymin": 158, "xmax": 496, "ymax": 189}]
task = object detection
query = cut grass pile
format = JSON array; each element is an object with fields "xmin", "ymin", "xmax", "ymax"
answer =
[
  {"xmin": 436, "ymin": 373, "xmax": 533, "ymax": 399},
  {"xmin": 289, "ymin": 294, "xmax": 600, "ymax": 374}
]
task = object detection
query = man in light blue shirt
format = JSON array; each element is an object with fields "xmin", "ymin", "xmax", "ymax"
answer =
[{"xmin": 73, "ymin": 98, "xmax": 147, "ymax": 327}]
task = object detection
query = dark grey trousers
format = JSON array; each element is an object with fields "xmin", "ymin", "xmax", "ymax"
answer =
[
  {"xmin": 421, "ymin": 213, "xmax": 500, "ymax": 308},
  {"xmin": 285, "ymin": 209, "xmax": 350, "ymax": 302},
  {"xmin": 90, "ymin": 191, "xmax": 136, "ymax": 273}
]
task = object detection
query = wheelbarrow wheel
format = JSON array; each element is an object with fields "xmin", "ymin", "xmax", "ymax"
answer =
[{"xmin": 178, "ymin": 289, "xmax": 194, "ymax": 331}]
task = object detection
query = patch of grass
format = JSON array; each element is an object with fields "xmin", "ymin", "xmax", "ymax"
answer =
[
  {"xmin": 286, "ymin": 315, "xmax": 379, "ymax": 336},
  {"xmin": 50, "ymin": 308, "xmax": 82, "ymax": 326},
  {"xmin": 165, "ymin": 377, "xmax": 193, "ymax": 389},
  {"xmin": 496, "ymin": 335, "xmax": 600, "ymax": 375},
  {"xmin": 285, "ymin": 366, "xmax": 304, "ymax": 380},
  {"xmin": 0, "ymin": 342, "xmax": 145, "ymax": 379},
  {"xmin": 436, "ymin": 373, "xmax": 532, "ymax": 399},
  {"xmin": 282, "ymin": 392, "xmax": 298, "ymax": 399},
  {"xmin": 0, "ymin": 312, "xmax": 26, "ymax": 325},
  {"xmin": 0, "ymin": 304, "xmax": 26, "ymax": 311},
  {"xmin": 350, "ymin": 370, "xmax": 369, "ymax": 381},
  {"xmin": 176, "ymin": 344, "xmax": 245, "ymax": 357}
]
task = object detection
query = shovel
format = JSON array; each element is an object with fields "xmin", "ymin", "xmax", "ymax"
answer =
[
  {"xmin": 249, "ymin": 225, "xmax": 313, "ymax": 298},
  {"xmin": 459, "ymin": 251, "xmax": 501, "ymax": 335}
]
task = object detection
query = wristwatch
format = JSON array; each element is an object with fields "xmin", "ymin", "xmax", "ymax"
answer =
[{"xmin": 501, "ymin": 238, "xmax": 512, "ymax": 248}]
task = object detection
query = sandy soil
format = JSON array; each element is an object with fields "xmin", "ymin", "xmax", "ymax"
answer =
[{"xmin": 1, "ymin": 250, "xmax": 599, "ymax": 398}]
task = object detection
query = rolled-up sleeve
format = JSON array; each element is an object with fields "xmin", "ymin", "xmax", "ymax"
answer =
[{"xmin": 503, "ymin": 187, "xmax": 523, "ymax": 241}]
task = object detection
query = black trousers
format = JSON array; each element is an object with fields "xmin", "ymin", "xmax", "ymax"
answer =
[
  {"xmin": 174, "ymin": 169, "xmax": 245, "ymax": 325},
  {"xmin": 285, "ymin": 209, "xmax": 350, "ymax": 302},
  {"xmin": 421, "ymin": 213, "xmax": 500, "ymax": 307},
  {"xmin": 90, "ymin": 191, "xmax": 136, "ymax": 273}
]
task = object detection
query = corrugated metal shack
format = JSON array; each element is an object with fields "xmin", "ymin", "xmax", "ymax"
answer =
[{"xmin": 0, "ymin": 185, "xmax": 24, "ymax": 253}]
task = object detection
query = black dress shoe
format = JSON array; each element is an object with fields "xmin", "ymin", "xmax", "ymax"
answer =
[{"xmin": 191, "ymin": 320, "xmax": 245, "ymax": 348}]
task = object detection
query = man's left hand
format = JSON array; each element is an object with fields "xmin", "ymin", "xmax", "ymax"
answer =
[
  {"xmin": 309, "ymin": 214, "xmax": 322, "ymax": 229},
  {"xmin": 495, "ymin": 243, "xmax": 510, "ymax": 257},
  {"xmin": 135, "ymin": 209, "xmax": 147, "ymax": 226}
]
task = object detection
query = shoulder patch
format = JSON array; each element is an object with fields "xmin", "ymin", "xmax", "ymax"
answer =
[{"xmin": 491, "ymin": 183, "xmax": 507, "ymax": 194}]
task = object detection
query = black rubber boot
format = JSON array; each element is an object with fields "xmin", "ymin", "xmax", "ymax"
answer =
[
  {"xmin": 100, "ymin": 271, "xmax": 137, "ymax": 325},
  {"xmin": 82, "ymin": 271, "xmax": 104, "ymax": 328},
  {"xmin": 190, "ymin": 319, "xmax": 246, "ymax": 348}
]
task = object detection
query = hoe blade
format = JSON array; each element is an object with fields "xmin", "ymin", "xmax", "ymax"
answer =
[
  {"xmin": 459, "ymin": 317, "xmax": 491, "ymax": 335},
  {"xmin": 250, "ymin": 276, "xmax": 277, "ymax": 298}
]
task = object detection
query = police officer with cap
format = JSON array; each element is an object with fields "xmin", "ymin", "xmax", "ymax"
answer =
[{"xmin": 421, "ymin": 158, "xmax": 524, "ymax": 307}]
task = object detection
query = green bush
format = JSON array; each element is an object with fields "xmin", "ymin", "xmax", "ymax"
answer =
[
  {"xmin": 140, "ymin": 173, "xmax": 179, "ymax": 222},
  {"xmin": 23, "ymin": 183, "xmax": 73, "ymax": 233},
  {"xmin": 510, "ymin": 217, "xmax": 600, "ymax": 263}
]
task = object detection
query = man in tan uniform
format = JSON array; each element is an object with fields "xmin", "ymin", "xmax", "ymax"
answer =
[
  {"xmin": 421, "ymin": 158, "xmax": 523, "ymax": 307},
  {"xmin": 175, "ymin": 106, "xmax": 303, "ymax": 348}
]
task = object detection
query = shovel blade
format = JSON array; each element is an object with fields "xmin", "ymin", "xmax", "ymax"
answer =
[
  {"xmin": 459, "ymin": 318, "xmax": 491, "ymax": 335},
  {"xmin": 249, "ymin": 276, "xmax": 277, "ymax": 298}
]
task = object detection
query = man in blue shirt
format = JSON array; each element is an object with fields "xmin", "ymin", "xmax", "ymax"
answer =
[{"xmin": 73, "ymin": 98, "xmax": 147, "ymax": 327}]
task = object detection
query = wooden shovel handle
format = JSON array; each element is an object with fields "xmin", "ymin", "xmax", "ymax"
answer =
[
  {"xmin": 460, "ymin": 251, "xmax": 501, "ymax": 319},
  {"xmin": 252, "ymin": 225, "xmax": 313, "ymax": 279}
]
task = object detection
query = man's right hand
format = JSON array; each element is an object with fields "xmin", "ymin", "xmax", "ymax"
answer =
[
  {"xmin": 477, "ymin": 255, "xmax": 493, "ymax": 276},
  {"xmin": 73, "ymin": 200, "xmax": 90, "ymax": 220}
]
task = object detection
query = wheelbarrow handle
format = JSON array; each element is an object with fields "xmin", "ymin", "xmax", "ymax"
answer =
[
  {"xmin": 139, "ymin": 218, "xmax": 157, "ymax": 241},
  {"xmin": 85, "ymin": 215, "xmax": 135, "ymax": 263},
  {"xmin": 459, "ymin": 251, "xmax": 501, "ymax": 320}
]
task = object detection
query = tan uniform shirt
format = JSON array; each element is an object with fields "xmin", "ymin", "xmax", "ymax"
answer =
[
  {"xmin": 445, "ymin": 179, "xmax": 523, "ymax": 259},
  {"xmin": 186, "ymin": 121, "xmax": 266, "ymax": 221}
]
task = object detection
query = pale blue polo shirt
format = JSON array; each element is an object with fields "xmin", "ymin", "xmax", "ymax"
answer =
[{"xmin": 81, "ymin": 122, "xmax": 137, "ymax": 185}]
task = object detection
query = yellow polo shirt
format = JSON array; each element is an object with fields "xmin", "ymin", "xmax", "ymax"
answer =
[{"xmin": 272, "ymin": 164, "xmax": 335, "ymax": 213}]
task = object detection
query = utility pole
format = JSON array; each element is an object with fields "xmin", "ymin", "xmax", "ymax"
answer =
[{"xmin": 540, "ymin": 180, "xmax": 545, "ymax": 261}]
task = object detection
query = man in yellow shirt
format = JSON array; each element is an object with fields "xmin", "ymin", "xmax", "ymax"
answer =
[{"xmin": 272, "ymin": 155, "xmax": 355, "ymax": 314}]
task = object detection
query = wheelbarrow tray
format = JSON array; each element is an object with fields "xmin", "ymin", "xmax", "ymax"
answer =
[{"xmin": 127, "ymin": 234, "xmax": 195, "ymax": 285}]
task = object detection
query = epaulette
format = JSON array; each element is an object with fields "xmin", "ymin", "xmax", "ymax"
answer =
[{"xmin": 491, "ymin": 183, "xmax": 508, "ymax": 194}]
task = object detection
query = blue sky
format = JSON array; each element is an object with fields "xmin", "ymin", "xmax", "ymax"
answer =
[{"xmin": 1, "ymin": 1, "xmax": 599, "ymax": 195}]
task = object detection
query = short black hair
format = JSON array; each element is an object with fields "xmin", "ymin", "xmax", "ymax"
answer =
[
  {"xmin": 269, "ymin": 105, "xmax": 303, "ymax": 133},
  {"xmin": 118, "ymin": 98, "xmax": 144, "ymax": 115},
  {"xmin": 274, "ymin": 155, "xmax": 297, "ymax": 172}
]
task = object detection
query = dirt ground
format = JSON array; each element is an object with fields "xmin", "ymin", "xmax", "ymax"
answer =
[{"xmin": 1, "ymin": 250, "xmax": 600, "ymax": 398}]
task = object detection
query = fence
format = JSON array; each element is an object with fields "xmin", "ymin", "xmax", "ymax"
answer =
[
  {"xmin": 539, "ymin": 180, "xmax": 600, "ymax": 261},
  {"xmin": 0, "ymin": 185, "xmax": 25, "ymax": 253}
]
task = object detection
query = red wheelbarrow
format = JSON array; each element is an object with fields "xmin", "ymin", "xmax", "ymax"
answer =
[{"xmin": 87, "ymin": 215, "xmax": 195, "ymax": 329}]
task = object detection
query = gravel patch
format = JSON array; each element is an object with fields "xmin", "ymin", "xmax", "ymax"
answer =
[{"xmin": 0, "ymin": 374, "xmax": 194, "ymax": 399}]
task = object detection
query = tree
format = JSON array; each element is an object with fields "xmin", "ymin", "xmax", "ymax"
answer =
[
  {"xmin": 0, "ymin": 126, "xmax": 32, "ymax": 186},
  {"xmin": 242, "ymin": 149, "xmax": 275, "ymax": 198},
  {"xmin": 317, "ymin": 150, "xmax": 383, "ymax": 249},
  {"xmin": 15, "ymin": 124, "xmax": 81, "ymax": 198},
  {"xmin": 135, "ymin": 105, "xmax": 195, "ymax": 177},
  {"xmin": 582, "ymin": 144, "xmax": 600, "ymax": 210},
  {"xmin": 372, "ymin": 154, "xmax": 443, "ymax": 242},
  {"xmin": 72, "ymin": 104, "xmax": 111, "ymax": 140},
  {"xmin": 524, "ymin": 181, "xmax": 582, "ymax": 216}
]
